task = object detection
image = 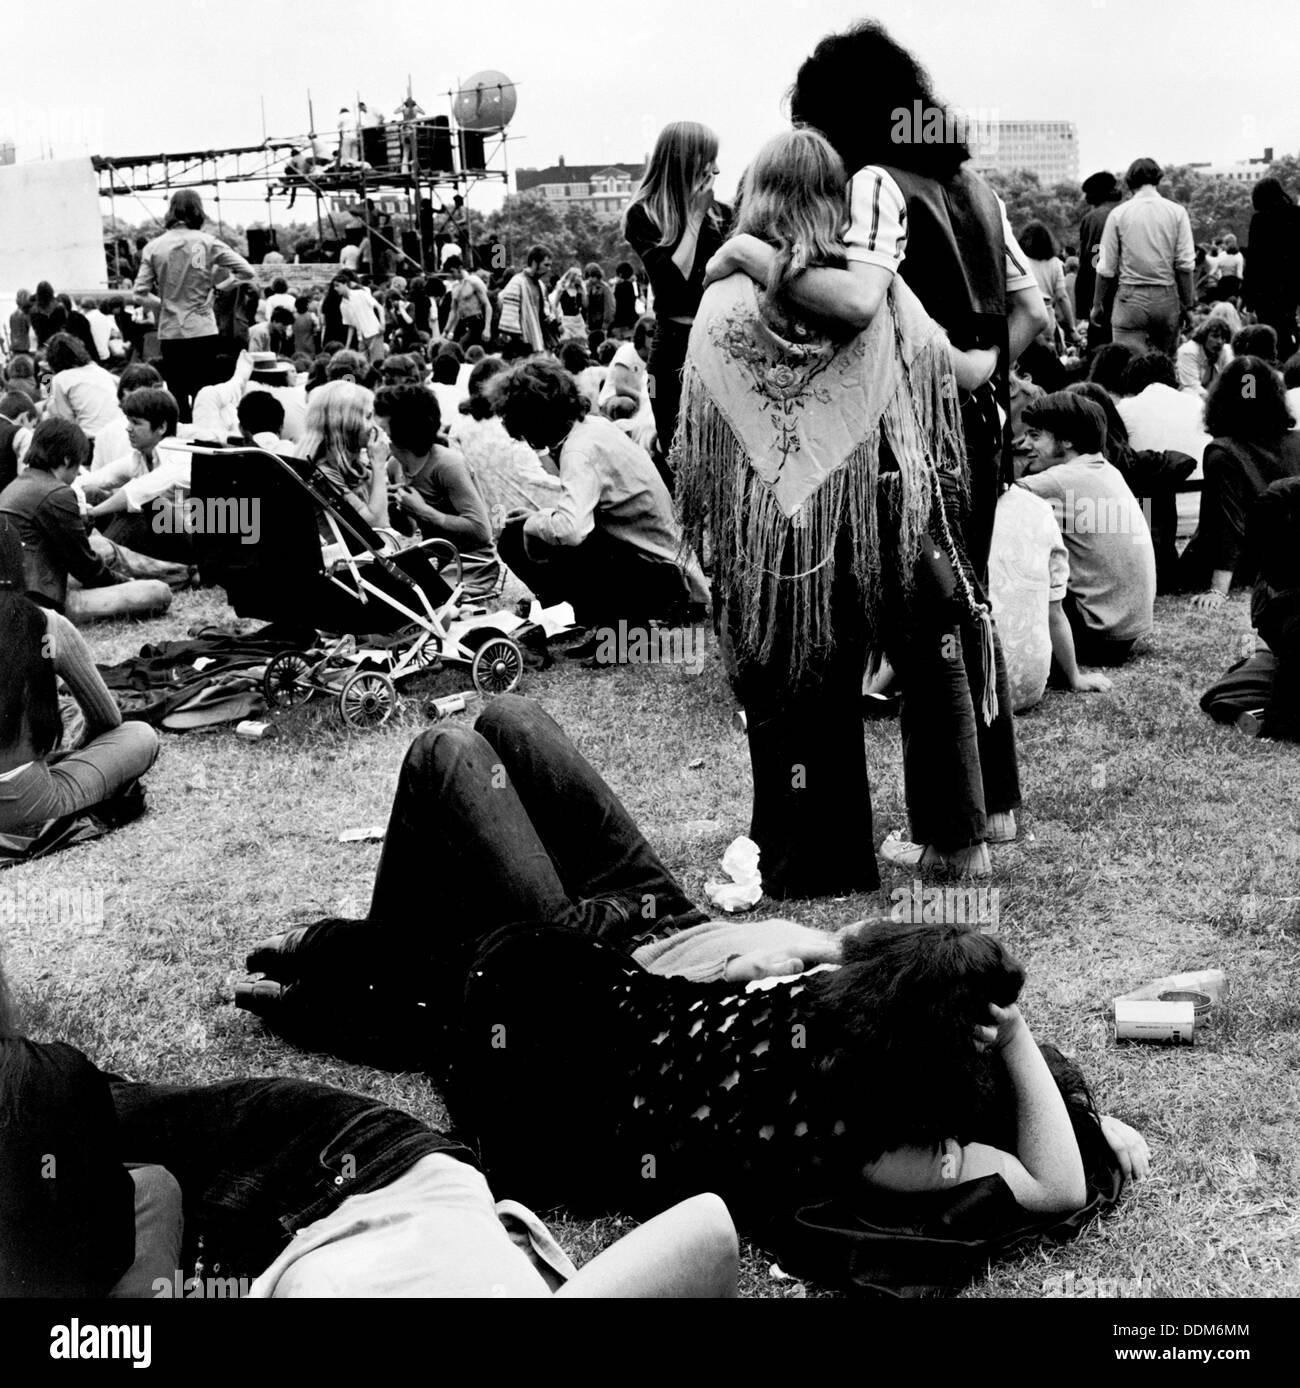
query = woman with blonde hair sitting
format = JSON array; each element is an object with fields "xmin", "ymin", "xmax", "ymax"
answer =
[{"xmin": 297, "ymin": 380, "xmax": 390, "ymax": 534}]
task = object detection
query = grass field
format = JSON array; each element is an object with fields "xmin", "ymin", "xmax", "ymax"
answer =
[{"xmin": 5, "ymin": 585, "xmax": 1299, "ymax": 1300}]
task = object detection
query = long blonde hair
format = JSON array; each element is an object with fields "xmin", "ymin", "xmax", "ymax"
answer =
[
  {"xmin": 733, "ymin": 128, "xmax": 849, "ymax": 298},
  {"xmin": 301, "ymin": 381, "xmax": 374, "ymax": 486},
  {"xmin": 624, "ymin": 121, "xmax": 720, "ymax": 248}
]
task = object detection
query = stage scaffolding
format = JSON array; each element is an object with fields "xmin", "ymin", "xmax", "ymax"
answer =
[{"xmin": 93, "ymin": 90, "xmax": 514, "ymax": 283}]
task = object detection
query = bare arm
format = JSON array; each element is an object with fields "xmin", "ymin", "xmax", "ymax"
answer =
[
  {"xmin": 1048, "ymin": 601, "xmax": 1113, "ymax": 692},
  {"xmin": 1052, "ymin": 265, "xmax": 1077, "ymax": 335},
  {"xmin": 960, "ymin": 1004, "xmax": 1088, "ymax": 1214},
  {"xmin": 1008, "ymin": 282, "xmax": 1051, "ymax": 362},
  {"xmin": 726, "ymin": 237, "xmax": 894, "ymax": 332},
  {"xmin": 554, "ymin": 1193, "xmax": 737, "ymax": 1298}
]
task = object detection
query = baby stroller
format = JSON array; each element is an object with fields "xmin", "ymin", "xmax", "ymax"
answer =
[{"xmin": 185, "ymin": 444, "xmax": 525, "ymax": 729}]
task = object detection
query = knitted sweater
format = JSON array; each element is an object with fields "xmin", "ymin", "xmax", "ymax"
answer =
[{"xmin": 450, "ymin": 922, "xmax": 856, "ymax": 1226}]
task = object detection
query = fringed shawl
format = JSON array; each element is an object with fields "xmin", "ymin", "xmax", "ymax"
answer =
[{"xmin": 672, "ymin": 273, "xmax": 968, "ymax": 681}]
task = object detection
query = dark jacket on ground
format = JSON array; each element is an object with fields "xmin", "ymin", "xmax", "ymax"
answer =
[{"xmin": 0, "ymin": 468, "xmax": 118, "ymax": 611}]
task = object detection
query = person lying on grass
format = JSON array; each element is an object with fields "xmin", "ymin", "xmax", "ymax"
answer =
[
  {"xmin": 239, "ymin": 695, "xmax": 1151, "ymax": 1288},
  {"xmin": 0, "ymin": 957, "xmax": 737, "ymax": 1298}
]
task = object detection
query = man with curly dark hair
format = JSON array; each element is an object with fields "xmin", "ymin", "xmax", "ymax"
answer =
[{"xmin": 490, "ymin": 357, "xmax": 705, "ymax": 642}]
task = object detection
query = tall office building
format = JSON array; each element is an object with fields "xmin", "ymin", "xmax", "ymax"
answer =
[{"xmin": 969, "ymin": 121, "xmax": 1079, "ymax": 184}]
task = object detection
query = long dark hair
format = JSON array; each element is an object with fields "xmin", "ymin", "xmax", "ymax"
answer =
[
  {"xmin": 811, "ymin": 921, "xmax": 1026, "ymax": 1159},
  {"xmin": 1205, "ymin": 356, "xmax": 1296, "ymax": 442},
  {"xmin": 789, "ymin": 20, "xmax": 970, "ymax": 181},
  {"xmin": 0, "ymin": 520, "xmax": 61, "ymax": 762}
]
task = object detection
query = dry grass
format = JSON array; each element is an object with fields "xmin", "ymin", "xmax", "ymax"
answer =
[{"xmin": 5, "ymin": 585, "xmax": 1299, "ymax": 1299}]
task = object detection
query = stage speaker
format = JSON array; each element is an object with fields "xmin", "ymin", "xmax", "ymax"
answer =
[
  {"xmin": 416, "ymin": 117, "xmax": 454, "ymax": 173},
  {"xmin": 246, "ymin": 227, "xmax": 279, "ymax": 263},
  {"xmin": 361, "ymin": 127, "xmax": 389, "ymax": 170},
  {"xmin": 458, "ymin": 130, "xmax": 486, "ymax": 170}
]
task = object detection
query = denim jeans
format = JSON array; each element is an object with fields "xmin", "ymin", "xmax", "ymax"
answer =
[
  {"xmin": 726, "ymin": 524, "xmax": 878, "ymax": 900},
  {"xmin": 647, "ymin": 318, "xmax": 691, "ymax": 494},
  {"xmin": 372, "ymin": 695, "xmax": 706, "ymax": 947},
  {"xmin": 106, "ymin": 1165, "xmax": 184, "ymax": 1299},
  {"xmin": 67, "ymin": 579, "xmax": 172, "ymax": 625},
  {"xmin": 112, "ymin": 1076, "xmax": 472, "ymax": 1278},
  {"xmin": 889, "ymin": 597, "xmax": 1021, "ymax": 848},
  {"xmin": 0, "ymin": 722, "xmax": 160, "ymax": 833},
  {"xmin": 1111, "ymin": 284, "xmax": 1181, "ymax": 357},
  {"xmin": 883, "ymin": 517, "xmax": 1021, "ymax": 851},
  {"xmin": 283, "ymin": 697, "xmax": 709, "ymax": 1009}
]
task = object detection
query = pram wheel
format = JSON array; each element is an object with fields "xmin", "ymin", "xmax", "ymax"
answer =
[
  {"xmin": 470, "ymin": 637, "xmax": 524, "ymax": 697},
  {"xmin": 395, "ymin": 624, "xmax": 442, "ymax": 671},
  {"xmin": 339, "ymin": 671, "xmax": 397, "ymax": 729},
  {"xmin": 263, "ymin": 651, "xmax": 314, "ymax": 710}
]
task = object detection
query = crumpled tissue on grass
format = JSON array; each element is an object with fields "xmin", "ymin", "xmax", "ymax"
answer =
[{"xmin": 705, "ymin": 836, "xmax": 763, "ymax": 912}]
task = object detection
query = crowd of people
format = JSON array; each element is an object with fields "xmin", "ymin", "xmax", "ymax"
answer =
[{"xmin": 8, "ymin": 10, "xmax": 1300, "ymax": 1301}]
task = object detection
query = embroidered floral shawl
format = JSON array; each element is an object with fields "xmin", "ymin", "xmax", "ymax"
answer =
[{"xmin": 672, "ymin": 272, "xmax": 968, "ymax": 677}]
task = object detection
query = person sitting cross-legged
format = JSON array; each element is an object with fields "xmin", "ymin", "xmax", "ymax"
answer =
[
  {"xmin": 82, "ymin": 388, "xmax": 195, "ymax": 565},
  {"xmin": 492, "ymin": 358, "xmax": 707, "ymax": 644},
  {"xmin": 0, "ymin": 520, "xmax": 161, "ymax": 836},
  {"xmin": 1018, "ymin": 392, "xmax": 1156, "ymax": 670}
]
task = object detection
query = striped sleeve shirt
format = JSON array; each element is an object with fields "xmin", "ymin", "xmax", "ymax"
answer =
[
  {"xmin": 844, "ymin": 166, "xmax": 909, "ymax": 271},
  {"xmin": 846, "ymin": 168, "xmax": 1038, "ymax": 298}
]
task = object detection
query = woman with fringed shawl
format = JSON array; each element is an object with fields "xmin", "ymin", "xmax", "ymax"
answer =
[
  {"xmin": 688, "ymin": 22, "xmax": 1046, "ymax": 897},
  {"xmin": 675, "ymin": 127, "xmax": 1007, "ymax": 899}
]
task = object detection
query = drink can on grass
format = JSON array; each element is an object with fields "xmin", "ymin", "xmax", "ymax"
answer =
[{"xmin": 1114, "ymin": 998, "xmax": 1195, "ymax": 1044}]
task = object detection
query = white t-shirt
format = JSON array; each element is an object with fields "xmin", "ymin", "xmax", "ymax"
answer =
[
  {"xmin": 264, "ymin": 291, "xmax": 297, "ymax": 320},
  {"xmin": 598, "ymin": 341, "xmax": 647, "ymax": 406},
  {"xmin": 46, "ymin": 363, "xmax": 123, "ymax": 439},
  {"xmin": 1116, "ymin": 383, "xmax": 1212, "ymax": 471},
  {"xmin": 83, "ymin": 308, "xmax": 116, "ymax": 360},
  {"xmin": 90, "ymin": 440, "xmax": 192, "ymax": 512},
  {"xmin": 339, "ymin": 244, "xmax": 362, "ymax": 272},
  {"xmin": 341, "ymin": 291, "xmax": 381, "ymax": 341},
  {"xmin": 1018, "ymin": 453, "xmax": 1156, "ymax": 643},
  {"xmin": 247, "ymin": 1152, "xmax": 574, "ymax": 1299}
]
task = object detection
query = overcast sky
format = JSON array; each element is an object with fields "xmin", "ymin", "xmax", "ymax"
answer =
[{"xmin": 8, "ymin": 0, "xmax": 1299, "ymax": 220}]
